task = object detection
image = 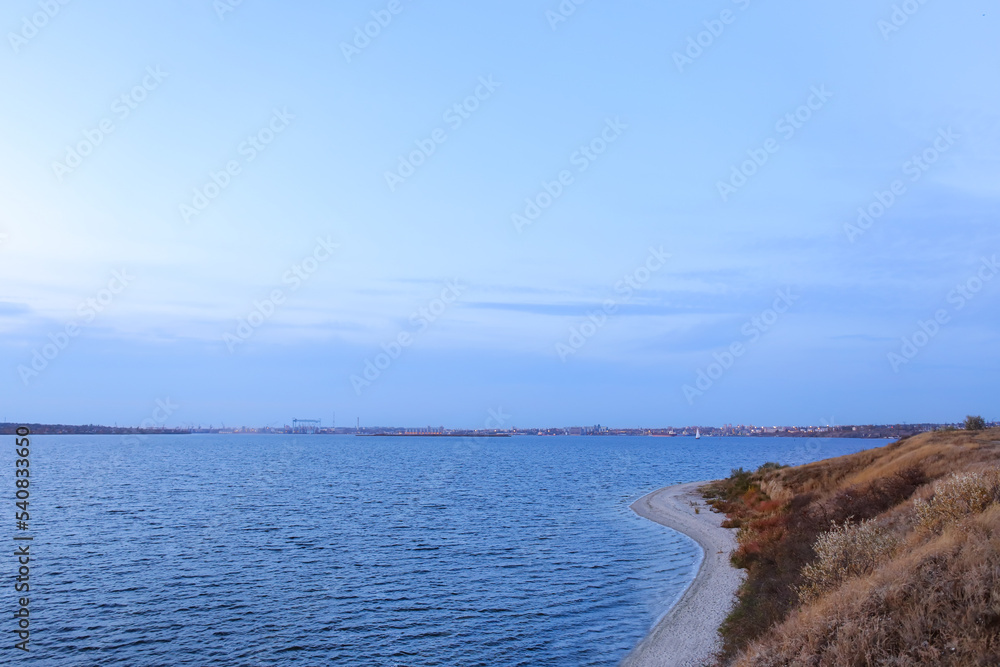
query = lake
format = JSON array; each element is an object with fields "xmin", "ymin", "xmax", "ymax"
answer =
[{"xmin": 12, "ymin": 434, "xmax": 884, "ymax": 665}]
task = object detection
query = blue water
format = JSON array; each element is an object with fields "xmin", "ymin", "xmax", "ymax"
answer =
[{"xmin": 10, "ymin": 434, "xmax": 884, "ymax": 665}]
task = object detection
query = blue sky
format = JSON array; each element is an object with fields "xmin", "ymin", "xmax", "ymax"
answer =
[{"xmin": 1, "ymin": 0, "xmax": 997, "ymax": 428}]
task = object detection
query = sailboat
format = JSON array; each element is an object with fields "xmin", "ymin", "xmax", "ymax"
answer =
[{"xmin": 695, "ymin": 428, "xmax": 700, "ymax": 439}]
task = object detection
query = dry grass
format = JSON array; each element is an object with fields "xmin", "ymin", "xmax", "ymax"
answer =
[
  {"xmin": 797, "ymin": 518, "xmax": 899, "ymax": 603},
  {"xmin": 734, "ymin": 506, "xmax": 1000, "ymax": 666},
  {"xmin": 914, "ymin": 470, "xmax": 1000, "ymax": 533},
  {"xmin": 766, "ymin": 429, "xmax": 1000, "ymax": 497},
  {"xmin": 709, "ymin": 428, "xmax": 1000, "ymax": 666}
]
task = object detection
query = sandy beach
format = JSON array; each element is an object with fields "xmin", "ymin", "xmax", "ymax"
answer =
[{"xmin": 621, "ymin": 481, "xmax": 744, "ymax": 667}]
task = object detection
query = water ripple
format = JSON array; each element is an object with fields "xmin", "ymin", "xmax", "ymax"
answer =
[{"xmin": 8, "ymin": 434, "xmax": 879, "ymax": 665}]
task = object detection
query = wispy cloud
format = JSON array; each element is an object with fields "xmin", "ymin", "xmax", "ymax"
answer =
[{"xmin": 0, "ymin": 302, "xmax": 31, "ymax": 317}]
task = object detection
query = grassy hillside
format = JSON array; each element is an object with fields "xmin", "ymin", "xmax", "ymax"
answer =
[{"xmin": 701, "ymin": 427, "xmax": 1000, "ymax": 666}]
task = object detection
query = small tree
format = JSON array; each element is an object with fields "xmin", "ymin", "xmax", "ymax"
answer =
[{"xmin": 965, "ymin": 415, "xmax": 986, "ymax": 431}]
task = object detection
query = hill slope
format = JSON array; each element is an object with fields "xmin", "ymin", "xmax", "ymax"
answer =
[{"xmin": 701, "ymin": 428, "xmax": 1000, "ymax": 666}]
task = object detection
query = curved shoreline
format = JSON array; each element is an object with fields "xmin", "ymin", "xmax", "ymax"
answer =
[{"xmin": 621, "ymin": 481, "xmax": 744, "ymax": 667}]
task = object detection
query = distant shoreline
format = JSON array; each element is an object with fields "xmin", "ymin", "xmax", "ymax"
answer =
[
  {"xmin": 0, "ymin": 422, "xmax": 917, "ymax": 438},
  {"xmin": 354, "ymin": 433, "xmax": 510, "ymax": 438}
]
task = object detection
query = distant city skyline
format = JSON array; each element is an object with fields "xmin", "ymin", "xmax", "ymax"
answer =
[{"xmin": 5, "ymin": 418, "xmax": 993, "ymax": 440}]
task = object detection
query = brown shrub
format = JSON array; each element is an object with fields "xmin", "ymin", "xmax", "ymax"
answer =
[{"xmin": 811, "ymin": 465, "xmax": 927, "ymax": 526}]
